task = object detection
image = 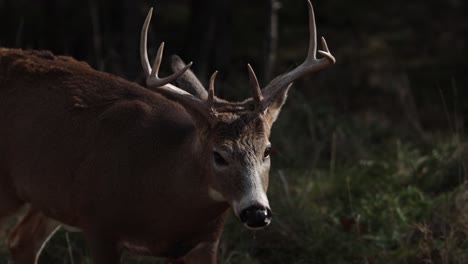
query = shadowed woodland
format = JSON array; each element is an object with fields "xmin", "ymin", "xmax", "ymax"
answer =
[{"xmin": 1, "ymin": 0, "xmax": 468, "ymax": 263}]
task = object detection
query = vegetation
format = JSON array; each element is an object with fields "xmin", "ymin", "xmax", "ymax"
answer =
[
  {"xmin": 1, "ymin": 0, "xmax": 467, "ymax": 263},
  {"xmin": 219, "ymin": 98, "xmax": 468, "ymax": 264}
]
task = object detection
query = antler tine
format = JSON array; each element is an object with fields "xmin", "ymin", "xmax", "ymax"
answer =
[
  {"xmin": 140, "ymin": 7, "xmax": 153, "ymax": 76},
  {"xmin": 140, "ymin": 7, "xmax": 193, "ymax": 89},
  {"xmin": 307, "ymin": 0, "xmax": 317, "ymax": 60},
  {"xmin": 150, "ymin": 42, "xmax": 165, "ymax": 78},
  {"xmin": 304, "ymin": 0, "xmax": 335, "ymax": 64},
  {"xmin": 317, "ymin": 37, "xmax": 334, "ymax": 62},
  {"xmin": 262, "ymin": 0, "xmax": 336, "ymax": 107},
  {"xmin": 247, "ymin": 64, "xmax": 263, "ymax": 108},
  {"xmin": 206, "ymin": 71, "xmax": 218, "ymax": 108}
]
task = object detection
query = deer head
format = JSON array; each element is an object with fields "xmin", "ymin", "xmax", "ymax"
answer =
[{"xmin": 140, "ymin": 0, "xmax": 335, "ymax": 229}]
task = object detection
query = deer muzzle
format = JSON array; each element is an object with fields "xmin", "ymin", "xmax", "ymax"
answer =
[{"xmin": 239, "ymin": 205, "xmax": 272, "ymax": 229}]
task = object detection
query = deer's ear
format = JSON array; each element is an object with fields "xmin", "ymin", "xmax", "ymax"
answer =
[
  {"xmin": 263, "ymin": 84, "xmax": 291, "ymax": 126},
  {"xmin": 171, "ymin": 55, "xmax": 208, "ymax": 100}
]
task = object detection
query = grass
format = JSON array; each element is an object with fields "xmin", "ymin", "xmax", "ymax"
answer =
[{"xmin": 1, "ymin": 93, "xmax": 467, "ymax": 264}]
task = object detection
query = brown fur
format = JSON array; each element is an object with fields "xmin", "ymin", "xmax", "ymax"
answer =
[
  {"xmin": 0, "ymin": 48, "xmax": 240, "ymax": 263},
  {"xmin": 0, "ymin": 47, "xmax": 286, "ymax": 264}
]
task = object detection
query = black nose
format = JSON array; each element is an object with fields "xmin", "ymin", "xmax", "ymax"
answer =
[{"xmin": 239, "ymin": 205, "xmax": 272, "ymax": 228}]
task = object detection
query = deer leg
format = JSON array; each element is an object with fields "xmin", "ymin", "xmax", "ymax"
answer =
[
  {"xmin": 182, "ymin": 241, "xmax": 218, "ymax": 264},
  {"xmin": 7, "ymin": 207, "xmax": 60, "ymax": 264}
]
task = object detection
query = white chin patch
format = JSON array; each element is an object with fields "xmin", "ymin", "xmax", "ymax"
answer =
[{"xmin": 208, "ymin": 187, "xmax": 226, "ymax": 202}]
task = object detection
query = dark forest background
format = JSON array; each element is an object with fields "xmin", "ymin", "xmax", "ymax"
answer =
[
  {"xmin": 1, "ymin": 0, "xmax": 468, "ymax": 263},
  {"xmin": 1, "ymin": 0, "xmax": 467, "ymax": 131}
]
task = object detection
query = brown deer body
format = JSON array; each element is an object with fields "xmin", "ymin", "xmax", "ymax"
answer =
[
  {"xmin": 0, "ymin": 48, "xmax": 229, "ymax": 262},
  {"xmin": 0, "ymin": 1, "xmax": 335, "ymax": 263}
]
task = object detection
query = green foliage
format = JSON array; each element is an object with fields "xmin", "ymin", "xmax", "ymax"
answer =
[
  {"xmin": 217, "ymin": 97, "xmax": 467, "ymax": 263},
  {"xmin": 217, "ymin": 140, "xmax": 466, "ymax": 263}
]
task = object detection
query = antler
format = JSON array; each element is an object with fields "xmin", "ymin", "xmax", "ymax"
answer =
[
  {"xmin": 140, "ymin": 7, "xmax": 221, "ymax": 124},
  {"xmin": 140, "ymin": 8, "xmax": 193, "ymax": 93},
  {"xmin": 171, "ymin": 55, "xmax": 209, "ymax": 100},
  {"xmin": 261, "ymin": 0, "xmax": 335, "ymax": 109},
  {"xmin": 206, "ymin": 71, "xmax": 218, "ymax": 108},
  {"xmin": 247, "ymin": 64, "xmax": 263, "ymax": 109}
]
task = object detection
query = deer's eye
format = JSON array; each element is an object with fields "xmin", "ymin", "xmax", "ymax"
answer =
[
  {"xmin": 213, "ymin": 151, "xmax": 228, "ymax": 167},
  {"xmin": 264, "ymin": 145, "xmax": 271, "ymax": 159}
]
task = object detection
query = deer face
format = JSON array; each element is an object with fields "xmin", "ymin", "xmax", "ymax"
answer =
[
  {"xmin": 208, "ymin": 112, "xmax": 272, "ymax": 229},
  {"xmin": 140, "ymin": 0, "xmax": 335, "ymax": 229}
]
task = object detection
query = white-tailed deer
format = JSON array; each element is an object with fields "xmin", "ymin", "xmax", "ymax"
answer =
[{"xmin": 0, "ymin": 1, "xmax": 335, "ymax": 263}]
